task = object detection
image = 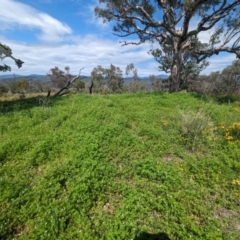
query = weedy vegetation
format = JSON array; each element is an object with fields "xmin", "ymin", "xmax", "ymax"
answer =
[{"xmin": 0, "ymin": 92, "xmax": 240, "ymax": 239}]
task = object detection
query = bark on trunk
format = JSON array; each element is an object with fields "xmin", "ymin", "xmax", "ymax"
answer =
[{"xmin": 169, "ymin": 43, "xmax": 182, "ymax": 92}]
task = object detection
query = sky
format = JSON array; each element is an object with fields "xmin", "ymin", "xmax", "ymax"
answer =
[{"xmin": 0, "ymin": 0, "xmax": 237, "ymax": 77}]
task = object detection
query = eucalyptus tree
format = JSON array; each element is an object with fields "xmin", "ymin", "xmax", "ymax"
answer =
[
  {"xmin": 150, "ymin": 37, "xmax": 209, "ymax": 90},
  {"xmin": 90, "ymin": 65, "xmax": 106, "ymax": 90},
  {"xmin": 0, "ymin": 43, "xmax": 24, "ymax": 72},
  {"xmin": 218, "ymin": 59, "xmax": 240, "ymax": 94},
  {"xmin": 106, "ymin": 64, "xmax": 124, "ymax": 91},
  {"xmin": 149, "ymin": 74, "xmax": 164, "ymax": 91},
  {"xmin": 125, "ymin": 63, "xmax": 138, "ymax": 81},
  {"xmin": 48, "ymin": 66, "xmax": 74, "ymax": 89},
  {"xmin": 91, "ymin": 64, "xmax": 124, "ymax": 92},
  {"xmin": 95, "ymin": 0, "xmax": 240, "ymax": 92},
  {"xmin": 124, "ymin": 63, "xmax": 147, "ymax": 92}
]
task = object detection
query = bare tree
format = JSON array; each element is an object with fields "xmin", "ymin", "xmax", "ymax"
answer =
[{"xmin": 95, "ymin": 0, "xmax": 240, "ymax": 92}]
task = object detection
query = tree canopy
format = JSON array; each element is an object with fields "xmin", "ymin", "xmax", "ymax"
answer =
[
  {"xmin": 91, "ymin": 64, "xmax": 124, "ymax": 92},
  {"xmin": 150, "ymin": 36, "xmax": 209, "ymax": 90},
  {"xmin": 95, "ymin": 0, "xmax": 240, "ymax": 92}
]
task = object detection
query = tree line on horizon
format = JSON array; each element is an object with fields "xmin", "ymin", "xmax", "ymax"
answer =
[
  {"xmin": 0, "ymin": 60, "xmax": 240, "ymax": 97},
  {"xmin": 1, "ymin": 0, "xmax": 240, "ymax": 96}
]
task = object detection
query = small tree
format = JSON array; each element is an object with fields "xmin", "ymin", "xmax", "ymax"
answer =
[
  {"xmin": 95, "ymin": 0, "xmax": 240, "ymax": 92},
  {"xmin": 124, "ymin": 80, "xmax": 147, "ymax": 93},
  {"xmin": 0, "ymin": 43, "xmax": 24, "ymax": 72},
  {"xmin": 124, "ymin": 63, "xmax": 146, "ymax": 92},
  {"xmin": 75, "ymin": 80, "xmax": 85, "ymax": 92},
  {"xmin": 36, "ymin": 81, "xmax": 50, "ymax": 94},
  {"xmin": 221, "ymin": 60, "xmax": 240, "ymax": 95},
  {"xmin": 90, "ymin": 65, "xmax": 106, "ymax": 90},
  {"xmin": 125, "ymin": 63, "xmax": 138, "ymax": 81},
  {"xmin": 91, "ymin": 64, "xmax": 124, "ymax": 93},
  {"xmin": 0, "ymin": 82, "xmax": 9, "ymax": 95},
  {"xmin": 16, "ymin": 79, "xmax": 30, "ymax": 93},
  {"xmin": 106, "ymin": 64, "xmax": 124, "ymax": 92},
  {"xmin": 149, "ymin": 74, "xmax": 163, "ymax": 92},
  {"xmin": 192, "ymin": 61, "xmax": 240, "ymax": 95},
  {"xmin": 48, "ymin": 66, "xmax": 74, "ymax": 89}
]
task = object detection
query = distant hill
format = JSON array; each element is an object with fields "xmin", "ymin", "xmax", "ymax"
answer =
[
  {"xmin": 0, "ymin": 74, "xmax": 90, "ymax": 82},
  {"xmin": 0, "ymin": 74, "xmax": 168, "ymax": 87},
  {"xmin": 0, "ymin": 74, "xmax": 22, "ymax": 80},
  {"xmin": 0, "ymin": 74, "xmax": 50, "ymax": 82}
]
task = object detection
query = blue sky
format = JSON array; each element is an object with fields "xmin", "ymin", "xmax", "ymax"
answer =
[{"xmin": 0, "ymin": 0, "xmax": 237, "ymax": 77}]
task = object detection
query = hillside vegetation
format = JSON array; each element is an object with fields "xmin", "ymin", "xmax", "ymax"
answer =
[{"xmin": 0, "ymin": 92, "xmax": 240, "ymax": 240}]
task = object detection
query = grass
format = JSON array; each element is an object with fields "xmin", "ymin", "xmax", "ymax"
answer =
[{"xmin": 0, "ymin": 92, "xmax": 240, "ymax": 240}]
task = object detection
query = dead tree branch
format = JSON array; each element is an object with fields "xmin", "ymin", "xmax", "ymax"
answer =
[{"xmin": 51, "ymin": 68, "xmax": 84, "ymax": 97}]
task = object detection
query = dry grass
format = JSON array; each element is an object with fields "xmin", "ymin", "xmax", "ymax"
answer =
[{"xmin": 0, "ymin": 92, "xmax": 55, "ymax": 102}]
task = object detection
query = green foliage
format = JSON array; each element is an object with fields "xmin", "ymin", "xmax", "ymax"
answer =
[
  {"xmin": 95, "ymin": 1, "xmax": 240, "ymax": 92},
  {"xmin": 0, "ymin": 83, "xmax": 9, "ymax": 95},
  {"xmin": 47, "ymin": 66, "xmax": 74, "ymax": 89},
  {"xmin": 0, "ymin": 43, "xmax": 24, "ymax": 71},
  {"xmin": 75, "ymin": 79, "xmax": 85, "ymax": 91},
  {"xmin": 91, "ymin": 64, "xmax": 124, "ymax": 92},
  {"xmin": 16, "ymin": 79, "xmax": 30, "ymax": 92},
  {"xmin": 150, "ymin": 37, "xmax": 209, "ymax": 90},
  {"xmin": 0, "ymin": 93, "xmax": 240, "ymax": 239},
  {"xmin": 215, "ymin": 95, "xmax": 239, "ymax": 104},
  {"xmin": 190, "ymin": 60, "xmax": 240, "ymax": 96}
]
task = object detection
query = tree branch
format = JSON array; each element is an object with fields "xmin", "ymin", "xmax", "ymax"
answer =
[
  {"xmin": 52, "ymin": 68, "xmax": 84, "ymax": 97},
  {"xmin": 187, "ymin": 0, "xmax": 239, "ymax": 37},
  {"xmin": 0, "ymin": 43, "xmax": 24, "ymax": 69},
  {"xmin": 194, "ymin": 47, "xmax": 240, "ymax": 63}
]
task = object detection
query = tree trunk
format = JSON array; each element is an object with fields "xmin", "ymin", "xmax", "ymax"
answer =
[
  {"xmin": 89, "ymin": 82, "xmax": 94, "ymax": 94},
  {"xmin": 169, "ymin": 43, "xmax": 182, "ymax": 92}
]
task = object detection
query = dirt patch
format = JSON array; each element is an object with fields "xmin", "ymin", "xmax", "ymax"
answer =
[
  {"xmin": 162, "ymin": 154, "xmax": 183, "ymax": 163},
  {"xmin": 14, "ymin": 224, "xmax": 29, "ymax": 237},
  {"xmin": 215, "ymin": 207, "xmax": 240, "ymax": 233},
  {"xmin": 215, "ymin": 207, "xmax": 238, "ymax": 219}
]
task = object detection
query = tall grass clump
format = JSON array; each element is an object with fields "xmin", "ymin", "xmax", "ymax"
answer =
[{"xmin": 179, "ymin": 108, "xmax": 217, "ymax": 150}]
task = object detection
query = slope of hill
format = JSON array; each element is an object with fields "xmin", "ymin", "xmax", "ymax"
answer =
[{"xmin": 1, "ymin": 92, "xmax": 239, "ymax": 239}]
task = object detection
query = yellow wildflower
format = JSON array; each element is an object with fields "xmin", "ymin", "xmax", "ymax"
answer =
[{"xmin": 232, "ymin": 179, "xmax": 240, "ymax": 186}]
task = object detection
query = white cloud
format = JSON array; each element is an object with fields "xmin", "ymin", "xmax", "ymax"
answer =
[
  {"xmin": 0, "ymin": 0, "xmax": 72, "ymax": 42},
  {"xmin": 0, "ymin": 0, "xmax": 237, "ymax": 78},
  {"xmin": 1, "ymin": 34, "xmax": 236, "ymax": 78},
  {"xmin": 77, "ymin": 0, "xmax": 110, "ymax": 30},
  {"xmin": 202, "ymin": 54, "xmax": 236, "ymax": 75},
  {"xmin": 0, "ymin": 35, "xmax": 160, "ymax": 77}
]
